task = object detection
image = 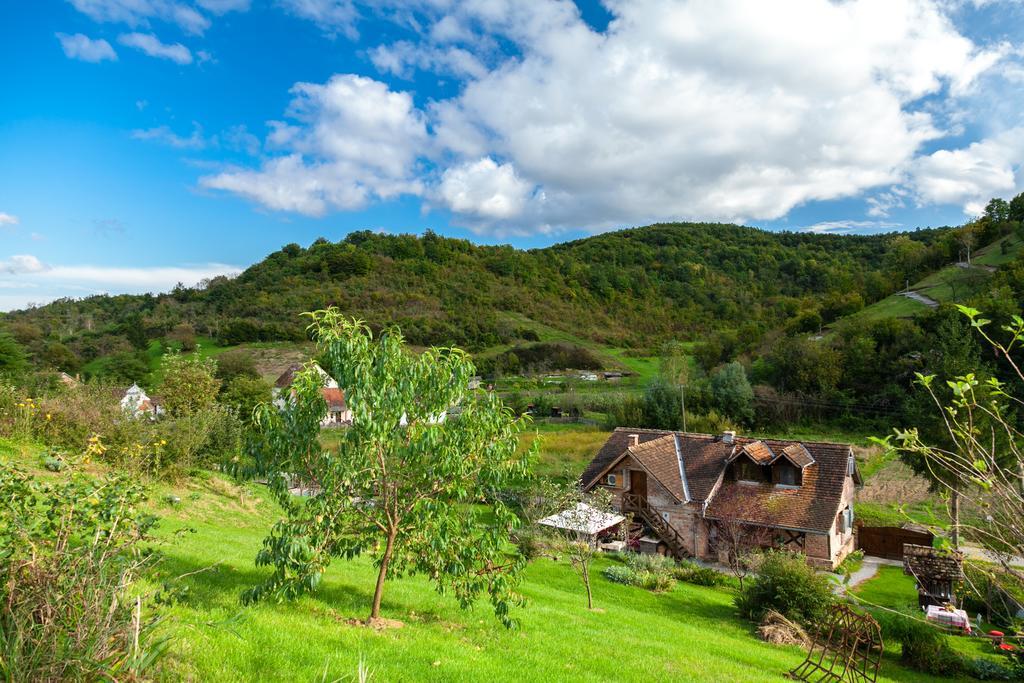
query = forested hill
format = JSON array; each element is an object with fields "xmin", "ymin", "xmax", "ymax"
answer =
[{"xmin": 0, "ymin": 215, "xmax": 1014, "ymax": 378}]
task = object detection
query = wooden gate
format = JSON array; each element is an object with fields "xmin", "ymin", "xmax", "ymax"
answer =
[{"xmin": 857, "ymin": 526, "xmax": 933, "ymax": 560}]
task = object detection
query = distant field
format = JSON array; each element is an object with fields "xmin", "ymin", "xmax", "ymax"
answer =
[{"xmin": 519, "ymin": 422, "xmax": 611, "ymax": 479}]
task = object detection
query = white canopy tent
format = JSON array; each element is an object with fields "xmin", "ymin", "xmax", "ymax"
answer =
[{"xmin": 538, "ymin": 503, "xmax": 625, "ymax": 537}]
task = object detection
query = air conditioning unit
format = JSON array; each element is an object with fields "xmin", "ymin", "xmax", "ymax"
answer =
[{"xmin": 606, "ymin": 473, "xmax": 617, "ymax": 486}]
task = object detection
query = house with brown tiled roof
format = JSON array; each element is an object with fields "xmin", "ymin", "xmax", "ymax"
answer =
[
  {"xmin": 580, "ymin": 428, "xmax": 861, "ymax": 568},
  {"xmin": 272, "ymin": 363, "xmax": 351, "ymax": 428}
]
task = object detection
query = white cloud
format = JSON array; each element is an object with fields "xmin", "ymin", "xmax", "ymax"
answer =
[
  {"xmin": 422, "ymin": 0, "xmax": 1006, "ymax": 231},
  {"xmin": 910, "ymin": 127, "xmax": 1024, "ymax": 214},
  {"xmin": 174, "ymin": 0, "xmax": 1016, "ymax": 235},
  {"xmin": 0, "ymin": 255, "xmax": 47, "ymax": 274},
  {"xmin": 56, "ymin": 32, "xmax": 118, "ymax": 62},
  {"xmin": 201, "ymin": 74, "xmax": 428, "ymax": 214},
  {"xmin": 439, "ymin": 158, "xmax": 532, "ymax": 221},
  {"xmin": 131, "ymin": 123, "xmax": 207, "ymax": 148},
  {"xmin": 369, "ymin": 41, "xmax": 487, "ymax": 80},
  {"xmin": 69, "ymin": 0, "xmax": 211, "ymax": 35},
  {"xmin": 866, "ymin": 188, "xmax": 910, "ymax": 217},
  {"xmin": 0, "ymin": 213, "xmax": 18, "ymax": 228},
  {"xmin": 801, "ymin": 220, "xmax": 902, "ymax": 235},
  {"xmin": 0, "ymin": 256, "xmax": 241, "ymax": 311},
  {"xmin": 278, "ymin": 0, "xmax": 359, "ymax": 38},
  {"xmin": 118, "ymin": 31, "xmax": 193, "ymax": 64},
  {"xmin": 196, "ymin": 0, "xmax": 249, "ymax": 13}
]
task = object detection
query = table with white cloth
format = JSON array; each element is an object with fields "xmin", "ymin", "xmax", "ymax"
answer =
[{"xmin": 925, "ymin": 605, "xmax": 971, "ymax": 634}]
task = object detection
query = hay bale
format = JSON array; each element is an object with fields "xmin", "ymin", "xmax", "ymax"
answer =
[{"xmin": 758, "ymin": 610, "xmax": 810, "ymax": 648}]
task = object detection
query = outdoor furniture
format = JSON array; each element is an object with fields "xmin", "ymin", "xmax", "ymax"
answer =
[
  {"xmin": 925, "ymin": 605, "xmax": 971, "ymax": 634},
  {"xmin": 598, "ymin": 539, "xmax": 626, "ymax": 552}
]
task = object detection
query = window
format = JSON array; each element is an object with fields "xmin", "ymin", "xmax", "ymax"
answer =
[
  {"xmin": 736, "ymin": 459, "xmax": 764, "ymax": 482},
  {"xmin": 843, "ymin": 507, "xmax": 854, "ymax": 533},
  {"xmin": 774, "ymin": 463, "xmax": 799, "ymax": 486}
]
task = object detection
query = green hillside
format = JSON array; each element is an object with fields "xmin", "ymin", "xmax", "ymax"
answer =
[
  {"xmin": 842, "ymin": 233, "xmax": 1023, "ymax": 326},
  {"xmin": 3, "ymin": 222, "xmax": 962, "ymax": 381}
]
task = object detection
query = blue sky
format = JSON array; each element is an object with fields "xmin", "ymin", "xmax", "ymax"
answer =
[{"xmin": 1, "ymin": 0, "xmax": 1022, "ymax": 310}]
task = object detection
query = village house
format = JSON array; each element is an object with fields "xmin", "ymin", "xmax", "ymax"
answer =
[
  {"xmin": 581, "ymin": 428, "xmax": 861, "ymax": 569},
  {"xmin": 118, "ymin": 383, "xmax": 163, "ymax": 418},
  {"xmin": 273, "ymin": 364, "xmax": 352, "ymax": 427}
]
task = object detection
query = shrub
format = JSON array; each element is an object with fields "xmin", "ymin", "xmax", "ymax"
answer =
[
  {"xmin": 672, "ymin": 561, "xmax": 727, "ymax": 587},
  {"xmin": 602, "ymin": 565, "xmax": 637, "ymax": 585},
  {"xmin": 875, "ymin": 610, "xmax": 965, "ymax": 677},
  {"xmin": 638, "ymin": 571, "xmax": 677, "ymax": 592},
  {"xmin": 971, "ymin": 657, "xmax": 1013, "ymax": 681},
  {"xmin": 0, "ymin": 462, "xmax": 165, "ymax": 680},
  {"xmin": 626, "ymin": 552, "xmax": 676, "ymax": 574},
  {"xmin": 735, "ymin": 551, "xmax": 836, "ymax": 627}
]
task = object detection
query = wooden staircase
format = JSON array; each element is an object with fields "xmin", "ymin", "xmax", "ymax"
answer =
[{"xmin": 621, "ymin": 493, "xmax": 690, "ymax": 560}]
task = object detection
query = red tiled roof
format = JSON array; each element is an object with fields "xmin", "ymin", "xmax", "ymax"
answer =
[
  {"xmin": 582, "ymin": 428, "xmax": 855, "ymax": 533},
  {"xmin": 321, "ymin": 387, "xmax": 346, "ymax": 411}
]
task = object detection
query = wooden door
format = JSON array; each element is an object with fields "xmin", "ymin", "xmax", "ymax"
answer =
[{"xmin": 630, "ymin": 470, "xmax": 647, "ymax": 501}]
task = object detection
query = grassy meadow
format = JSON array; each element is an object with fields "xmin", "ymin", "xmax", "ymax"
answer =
[{"xmin": 136, "ymin": 469, "xmax": 951, "ymax": 682}]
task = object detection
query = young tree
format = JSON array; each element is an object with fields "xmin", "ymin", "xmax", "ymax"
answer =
[
  {"xmin": 710, "ymin": 361, "xmax": 754, "ymax": 425},
  {"xmin": 159, "ymin": 353, "xmax": 220, "ymax": 418},
  {"xmin": 242, "ymin": 311, "xmax": 536, "ymax": 626},
  {"xmin": 221, "ymin": 376, "xmax": 272, "ymax": 425},
  {"xmin": 168, "ymin": 322, "xmax": 197, "ymax": 352},
  {"xmin": 709, "ymin": 490, "xmax": 774, "ymax": 590},
  {"xmin": 0, "ymin": 333, "xmax": 28, "ymax": 373},
  {"xmin": 534, "ymin": 484, "xmax": 620, "ymax": 610},
  {"xmin": 886, "ymin": 306, "xmax": 1024, "ymax": 579}
]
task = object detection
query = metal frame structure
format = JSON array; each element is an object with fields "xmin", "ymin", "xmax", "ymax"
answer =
[{"xmin": 789, "ymin": 605, "xmax": 882, "ymax": 683}]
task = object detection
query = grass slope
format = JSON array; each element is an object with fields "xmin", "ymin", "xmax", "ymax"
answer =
[
  {"xmin": 839, "ymin": 234, "xmax": 1023, "ymax": 326},
  {"xmin": 145, "ymin": 474, "xmax": 947, "ymax": 683}
]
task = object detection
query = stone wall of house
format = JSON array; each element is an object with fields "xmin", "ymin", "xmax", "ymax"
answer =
[
  {"xmin": 594, "ymin": 454, "xmax": 703, "ymax": 557},
  {"xmin": 804, "ymin": 533, "xmax": 833, "ymax": 568}
]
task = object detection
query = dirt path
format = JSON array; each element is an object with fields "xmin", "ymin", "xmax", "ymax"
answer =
[
  {"xmin": 956, "ymin": 261, "xmax": 997, "ymax": 273},
  {"xmin": 900, "ymin": 290, "xmax": 938, "ymax": 308}
]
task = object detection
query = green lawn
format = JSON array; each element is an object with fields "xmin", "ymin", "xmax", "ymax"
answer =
[
  {"xmin": 140, "ymin": 472, "xmax": 949, "ymax": 682},
  {"xmin": 844, "ymin": 293, "xmax": 929, "ymax": 325},
  {"xmin": 973, "ymin": 234, "xmax": 1023, "ymax": 268}
]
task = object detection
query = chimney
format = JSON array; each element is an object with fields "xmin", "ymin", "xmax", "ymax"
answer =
[
  {"xmin": 722, "ymin": 430, "xmax": 735, "ymax": 445},
  {"xmin": 628, "ymin": 433, "xmax": 640, "ymax": 448}
]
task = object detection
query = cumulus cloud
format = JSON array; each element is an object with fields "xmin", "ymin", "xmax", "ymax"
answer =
[
  {"xmin": 439, "ymin": 158, "xmax": 532, "ymax": 221},
  {"xmin": 192, "ymin": 0, "xmax": 1015, "ymax": 235},
  {"xmin": 910, "ymin": 127, "xmax": 1024, "ymax": 214},
  {"xmin": 369, "ymin": 41, "xmax": 487, "ymax": 80},
  {"xmin": 0, "ymin": 213, "xmax": 18, "ymax": 228},
  {"xmin": 56, "ymin": 32, "xmax": 118, "ymax": 62},
  {"xmin": 201, "ymin": 74, "xmax": 428, "ymax": 214},
  {"xmin": 69, "ymin": 0, "xmax": 211, "ymax": 35},
  {"xmin": 118, "ymin": 31, "xmax": 193, "ymax": 63},
  {"xmin": 424, "ymin": 0, "xmax": 1006, "ymax": 230},
  {"xmin": 0, "ymin": 255, "xmax": 47, "ymax": 275}
]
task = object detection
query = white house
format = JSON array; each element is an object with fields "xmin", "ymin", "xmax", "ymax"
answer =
[
  {"xmin": 120, "ymin": 383, "xmax": 163, "ymax": 418},
  {"xmin": 273, "ymin": 363, "xmax": 352, "ymax": 428}
]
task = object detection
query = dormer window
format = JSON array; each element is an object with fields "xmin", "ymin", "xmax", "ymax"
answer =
[
  {"xmin": 736, "ymin": 459, "xmax": 765, "ymax": 482},
  {"xmin": 773, "ymin": 462, "xmax": 801, "ymax": 487}
]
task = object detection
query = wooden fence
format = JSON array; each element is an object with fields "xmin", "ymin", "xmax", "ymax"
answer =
[{"xmin": 856, "ymin": 525, "xmax": 934, "ymax": 560}]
